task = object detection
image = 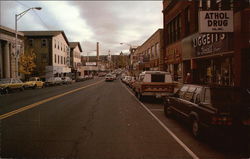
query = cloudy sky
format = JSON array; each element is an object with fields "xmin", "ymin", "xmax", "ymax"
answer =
[{"xmin": 0, "ymin": 1, "xmax": 163, "ymax": 56}]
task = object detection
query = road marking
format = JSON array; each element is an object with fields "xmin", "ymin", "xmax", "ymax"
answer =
[
  {"xmin": 121, "ymin": 82, "xmax": 199, "ymax": 159},
  {"xmin": 0, "ymin": 80, "xmax": 103, "ymax": 120},
  {"xmin": 150, "ymin": 109, "xmax": 164, "ymax": 112}
]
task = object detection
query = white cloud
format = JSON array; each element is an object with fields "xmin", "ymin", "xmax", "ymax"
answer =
[{"xmin": 1, "ymin": 1, "xmax": 163, "ymax": 55}]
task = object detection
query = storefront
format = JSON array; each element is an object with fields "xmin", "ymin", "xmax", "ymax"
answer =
[
  {"xmin": 165, "ymin": 41, "xmax": 182, "ymax": 82},
  {"xmin": 191, "ymin": 33, "xmax": 234, "ymax": 86}
]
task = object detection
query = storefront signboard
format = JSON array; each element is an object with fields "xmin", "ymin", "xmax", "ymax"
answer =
[
  {"xmin": 199, "ymin": 10, "xmax": 233, "ymax": 33},
  {"xmin": 86, "ymin": 62, "xmax": 97, "ymax": 66},
  {"xmin": 192, "ymin": 33, "xmax": 233, "ymax": 56}
]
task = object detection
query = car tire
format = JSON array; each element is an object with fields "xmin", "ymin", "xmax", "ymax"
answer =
[
  {"xmin": 192, "ymin": 119, "xmax": 202, "ymax": 138},
  {"xmin": 33, "ymin": 84, "xmax": 37, "ymax": 89},
  {"xmin": 20, "ymin": 86, "xmax": 24, "ymax": 91},
  {"xmin": 4, "ymin": 88, "xmax": 9, "ymax": 94}
]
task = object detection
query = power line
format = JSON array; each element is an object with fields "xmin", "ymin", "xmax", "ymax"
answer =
[{"xmin": 15, "ymin": 0, "xmax": 50, "ymax": 30}]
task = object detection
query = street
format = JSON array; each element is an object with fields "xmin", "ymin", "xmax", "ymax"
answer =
[{"xmin": 0, "ymin": 77, "xmax": 249, "ymax": 158}]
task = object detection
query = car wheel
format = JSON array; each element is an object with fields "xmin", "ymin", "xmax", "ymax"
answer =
[
  {"xmin": 33, "ymin": 84, "xmax": 37, "ymax": 89},
  {"xmin": 192, "ymin": 119, "xmax": 202, "ymax": 138},
  {"xmin": 5, "ymin": 88, "xmax": 9, "ymax": 94},
  {"xmin": 20, "ymin": 86, "xmax": 24, "ymax": 91}
]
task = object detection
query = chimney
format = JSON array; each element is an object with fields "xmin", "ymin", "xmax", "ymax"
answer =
[{"xmin": 97, "ymin": 42, "xmax": 99, "ymax": 61}]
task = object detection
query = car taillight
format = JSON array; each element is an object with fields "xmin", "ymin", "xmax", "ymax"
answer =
[
  {"xmin": 242, "ymin": 119, "xmax": 250, "ymax": 126},
  {"xmin": 211, "ymin": 116, "xmax": 232, "ymax": 126}
]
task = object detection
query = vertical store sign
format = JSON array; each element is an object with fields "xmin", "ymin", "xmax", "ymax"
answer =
[{"xmin": 199, "ymin": 11, "xmax": 234, "ymax": 33}]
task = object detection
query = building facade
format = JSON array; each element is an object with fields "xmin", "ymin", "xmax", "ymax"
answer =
[
  {"xmin": 0, "ymin": 25, "xmax": 24, "ymax": 79},
  {"xmin": 163, "ymin": 0, "xmax": 250, "ymax": 88},
  {"xmin": 133, "ymin": 29, "xmax": 164, "ymax": 77},
  {"xmin": 22, "ymin": 31, "xmax": 71, "ymax": 79},
  {"xmin": 69, "ymin": 42, "xmax": 82, "ymax": 79}
]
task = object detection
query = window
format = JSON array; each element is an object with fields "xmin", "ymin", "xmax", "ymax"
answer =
[
  {"xmin": 54, "ymin": 40, "xmax": 56, "ymax": 48},
  {"xmin": 155, "ymin": 43, "xmax": 158, "ymax": 58},
  {"xmin": 28, "ymin": 39, "xmax": 34, "ymax": 47},
  {"xmin": 151, "ymin": 74, "xmax": 165, "ymax": 82},
  {"xmin": 58, "ymin": 55, "xmax": 60, "ymax": 64},
  {"xmin": 58, "ymin": 42, "xmax": 59, "ymax": 49},
  {"xmin": 54, "ymin": 54, "xmax": 57, "ymax": 63},
  {"xmin": 61, "ymin": 56, "xmax": 63, "ymax": 64},
  {"xmin": 183, "ymin": 86, "xmax": 196, "ymax": 102},
  {"xmin": 204, "ymin": 88, "xmax": 211, "ymax": 104},
  {"xmin": 64, "ymin": 57, "xmax": 66, "ymax": 64},
  {"xmin": 185, "ymin": 7, "xmax": 190, "ymax": 36},
  {"xmin": 151, "ymin": 46, "xmax": 155, "ymax": 59},
  {"xmin": 179, "ymin": 85, "xmax": 189, "ymax": 98},
  {"xmin": 41, "ymin": 39, "xmax": 47, "ymax": 48}
]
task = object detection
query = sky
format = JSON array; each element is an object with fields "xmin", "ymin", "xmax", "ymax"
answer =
[{"xmin": 0, "ymin": 1, "xmax": 163, "ymax": 56}]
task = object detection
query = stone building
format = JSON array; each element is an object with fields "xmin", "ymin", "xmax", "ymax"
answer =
[{"xmin": 0, "ymin": 25, "xmax": 24, "ymax": 79}]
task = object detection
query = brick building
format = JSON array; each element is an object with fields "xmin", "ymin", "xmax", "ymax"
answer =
[
  {"xmin": 163, "ymin": 0, "xmax": 250, "ymax": 88},
  {"xmin": 133, "ymin": 29, "xmax": 164, "ymax": 77}
]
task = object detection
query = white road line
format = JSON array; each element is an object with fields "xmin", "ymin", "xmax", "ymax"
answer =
[
  {"xmin": 121, "ymin": 82, "xmax": 199, "ymax": 159},
  {"xmin": 150, "ymin": 109, "xmax": 164, "ymax": 112}
]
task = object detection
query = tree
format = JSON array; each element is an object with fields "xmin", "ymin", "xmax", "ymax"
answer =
[{"xmin": 19, "ymin": 49, "xmax": 36, "ymax": 80}]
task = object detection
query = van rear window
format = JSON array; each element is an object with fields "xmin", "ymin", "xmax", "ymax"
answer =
[{"xmin": 151, "ymin": 74, "xmax": 165, "ymax": 82}]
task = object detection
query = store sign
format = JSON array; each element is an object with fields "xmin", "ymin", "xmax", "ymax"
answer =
[
  {"xmin": 192, "ymin": 33, "xmax": 232, "ymax": 56},
  {"xmin": 199, "ymin": 11, "xmax": 233, "ymax": 33}
]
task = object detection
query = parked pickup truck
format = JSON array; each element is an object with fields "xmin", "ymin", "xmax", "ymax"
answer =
[{"xmin": 133, "ymin": 71, "xmax": 177, "ymax": 101}]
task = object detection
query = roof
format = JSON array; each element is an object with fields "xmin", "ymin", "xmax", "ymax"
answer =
[
  {"xmin": 69, "ymin": 42, "xmax": 82, "ymax": 52},
  {"xmin": 21, "ymin": 30, "xmax": 69, "ymax": 45},
  {"xmin": 0, "ymin": 25, "xmax": 24, "ymax": 36}
]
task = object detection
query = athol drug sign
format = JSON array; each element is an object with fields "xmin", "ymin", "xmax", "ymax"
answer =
[{"xmin": 199, "ymin": 11, "xmax": 233, "ymax": 33}]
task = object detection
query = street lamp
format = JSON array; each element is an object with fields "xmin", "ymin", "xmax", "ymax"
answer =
[{"xmin": 15, "ymin": 7, "xmax": 42, "ymax": 78}]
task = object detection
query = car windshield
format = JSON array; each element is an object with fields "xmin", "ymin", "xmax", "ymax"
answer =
[{"xmin": 0, "ymin": 79, "xmax": 11, "ymax": 84}]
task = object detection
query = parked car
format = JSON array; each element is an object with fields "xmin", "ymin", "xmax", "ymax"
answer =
[
  {"xmin": 105, "ymin": 74, "xmax": 115, "ymax": 82},
  {"xmin": 76, "ymin": 76, "xmax": 86, "ymax": 82},
  {"xmin": 0, "ymin": 78, "xmax": 25, "ymax": 93},
  {"xmin": 62, "ymin": 77, "xmax": 73, "ymax": 84},
  {"xmin": 122, "ymin": 76, "xmax": 132, "ymax": 85},
  {"xmin": 133, "ymin": 71, "xmax": 177, "ymax": 101},
  {"xmin": 45, "ymin": 77, "xmax": 63, "ymax": 86},
  {"xmin": 163, "ymin": 84, "xmax": 250, "ymax": 138},
  {"xmin": 24, "ymin": 77, "xmax": 44, "ymax": 89}
]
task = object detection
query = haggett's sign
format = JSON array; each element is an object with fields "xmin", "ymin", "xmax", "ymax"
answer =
[{"xmin": 199, "ymin": 11, "xmax": 233, "ymax": 33}]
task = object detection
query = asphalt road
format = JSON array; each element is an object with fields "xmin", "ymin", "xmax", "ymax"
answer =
[{"xmin": 0, "ymin": 77, "xmax": 249, "ymax": 158}]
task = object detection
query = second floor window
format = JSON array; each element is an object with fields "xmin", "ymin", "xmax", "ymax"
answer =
[
  {"xmin": 28, "ymin": 39, "xmax": 34, "ymax": 47},
  {"xmin": 41, "ymin": 39, "xmax": 47, "ymax": 48}
]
